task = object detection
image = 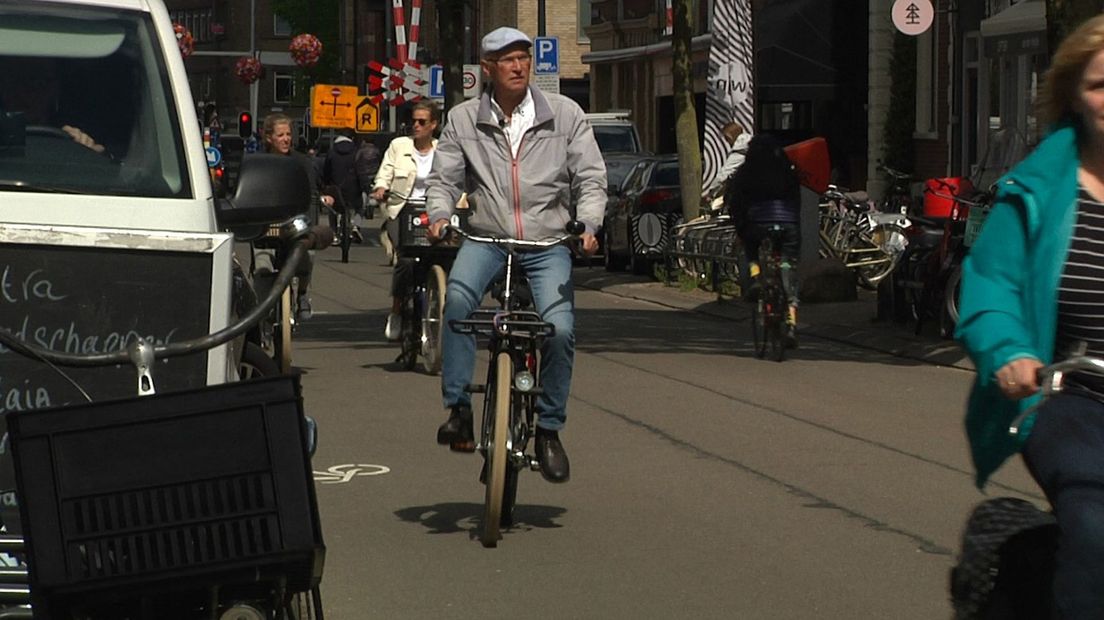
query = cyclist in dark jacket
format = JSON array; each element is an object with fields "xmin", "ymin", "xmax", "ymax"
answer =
[
  {"xmin": 724, "ymin": 133, "xmax": 801, "ymax": 347},
  {"xmin": 322, "ymin": 128, "xmax": 366, "ymax": 243}
]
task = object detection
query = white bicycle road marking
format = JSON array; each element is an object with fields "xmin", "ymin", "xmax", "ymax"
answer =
[{"xmin": 313, "ymin": 463, "xmax": 391, "ymax": 484}]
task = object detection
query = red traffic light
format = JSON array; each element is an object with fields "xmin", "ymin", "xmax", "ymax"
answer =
[{"xmin": 238, "ymin": 112, "xmax": 253, "ymax": 138}]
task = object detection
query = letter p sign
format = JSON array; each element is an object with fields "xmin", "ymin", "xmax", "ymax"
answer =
[{"xmin": 534, "ymin": 36, "xmax": 559, "ymax": 75}]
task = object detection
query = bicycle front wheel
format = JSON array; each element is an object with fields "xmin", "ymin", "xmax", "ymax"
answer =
[
  {"xmin": 278, "ymin": 286, "xmax": 293, "ymax": 373},
  {"xmin": 856, "ymin": 224, "xmax": 906, "ymax": 289},
  {"xmin": 482, "ymin": 352, "xmax": 512, "ymax": 547},
  {"xmin": 398, "ymin": 294, "xmax": 419, "ymax": 371},
  {"xmin": 421, "ymin": 265, "xmax": 447, "ymax": 375}
]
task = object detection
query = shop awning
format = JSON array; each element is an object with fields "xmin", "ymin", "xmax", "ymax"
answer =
[
  {"xmin": 581, "ymin": 33, "xmax": 712, "ymax": 64},
  {"xmin": 980, "ymin": 0, "xmax": 1046, "ymax": 56},
  {"xmin": 980, "ymin": 0, "xmax": 1044, "ymax": 37}
]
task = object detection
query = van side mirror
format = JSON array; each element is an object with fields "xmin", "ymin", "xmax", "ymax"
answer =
[{"xmin": 215, "ymin": 154, "xmax": 309, "ymax": 232}]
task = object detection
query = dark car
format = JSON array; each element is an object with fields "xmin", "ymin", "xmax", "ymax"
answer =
[{"xmin": 603, "ymin": 154, "xmax": 683, "ymax": 275}]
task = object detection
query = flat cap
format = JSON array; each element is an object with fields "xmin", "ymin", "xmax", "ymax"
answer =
[{"xmin": 481, "ymin": 26, "xmax": 532, "ymax": 57}]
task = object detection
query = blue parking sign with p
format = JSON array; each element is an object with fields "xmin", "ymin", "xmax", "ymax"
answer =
[{"xmin": 534, "ymin": 36, "xmax": 558, "ymax": 75}]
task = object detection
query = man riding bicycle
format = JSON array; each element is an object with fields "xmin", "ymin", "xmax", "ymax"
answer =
[{"xmin": 425, "ymin": 26, "xmax": 606, "ymax": 483}]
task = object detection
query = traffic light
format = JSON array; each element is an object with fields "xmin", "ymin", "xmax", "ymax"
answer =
[{"xmin": 238, "ymin": 112, "xmax": 252, "ymax": 138}]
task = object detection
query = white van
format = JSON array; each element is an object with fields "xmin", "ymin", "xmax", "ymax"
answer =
[{"xmin": 0, "ymin": 0, "xmax": 306, "ymax": 406}]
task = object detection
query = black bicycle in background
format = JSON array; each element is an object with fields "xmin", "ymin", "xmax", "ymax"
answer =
[
  {"xmin": 750, "ymin": 225, "xmax": 790, "ymax": 362},
  {"xmin": 444, "ymin": 222, "xmax": 583, "ymax": 548}
]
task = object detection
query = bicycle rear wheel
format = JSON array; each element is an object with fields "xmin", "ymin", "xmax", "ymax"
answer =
[
  {"xmin": 769, "ymin": 310, "xmax": 786, "ymax": 362},
  {"xmin": 751, "ymin": 297, "xmax": 767, "ymax": 359},
  {"xmin": 340, "ymin": 208, "xmax": 351, "ymax": 263},
  {"xmin": 482, "ymin": 352, "xmax": 512, "ymax": 547},
  {"xmin": 421, "ymin": 265, "xmax": 447, "ymax": 375}
]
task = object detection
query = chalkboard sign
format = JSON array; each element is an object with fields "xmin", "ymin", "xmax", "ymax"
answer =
[{"xmin": 0, "ymin": 226, "xmax": 234, "ymax": 415}]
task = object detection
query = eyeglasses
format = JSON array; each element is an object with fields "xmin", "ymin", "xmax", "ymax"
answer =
[
  {"xmin": 493, "ymin": 53, "xmax": 531, "ymax": 68},
  {"xmin": 412, "ymin": 118, "xmax": 432, "ymax": 126}
]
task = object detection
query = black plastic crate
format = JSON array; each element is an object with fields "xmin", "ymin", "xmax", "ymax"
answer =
[
  {"xmin": 7, "ymin": 374, "xmax": 324, "ymax": 612},
  {"xmin": 398, "ymin": 201, "xmax": 430, "ymax": 248}
]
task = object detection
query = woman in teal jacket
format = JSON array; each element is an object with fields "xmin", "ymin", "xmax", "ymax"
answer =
[{"xmin": 957, "ymin": 15, "xmax": 1104, "ymax": 617}]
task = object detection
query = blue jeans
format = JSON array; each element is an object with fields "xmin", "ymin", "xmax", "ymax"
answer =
[
  {"xmin": 1023, "ymin": 392, "xmax": 1104, "ymax": 619},
  {"xmin": 441, "ymin": 241, "xmax": 575, "ymax": 431}
]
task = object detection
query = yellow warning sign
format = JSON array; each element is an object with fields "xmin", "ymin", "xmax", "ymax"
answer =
[
  {"xmin": 355, "ymin": 98, "xmax": 379, "ymax": 133},
  {"xmin": 310, "ymin": 84, "xmax": 358, "ymax": 128}
]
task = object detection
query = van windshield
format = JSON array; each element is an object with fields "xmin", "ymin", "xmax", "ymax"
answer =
[
  {"xmin": 592, "ymin": 125, "xmax": 639, "ymax": 154},
  {"xmin": 0, "ymin": 4, "xmax": 191, "ymax": 198}
]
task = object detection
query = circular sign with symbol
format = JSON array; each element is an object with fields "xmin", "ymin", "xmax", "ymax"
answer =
[
  {"xmin": 204, "ymin": 146, "xmax": 222, "ymax": 168},
  {"xmin": 462, "ymin": 71, "xmax": 476, "ymax": 90},
  {"xmin": 892, "ymin": 0, "xmax": 933, "ymax": 36},
  {"xmin": 330, "ymin": 87, "xmax": 342, "ymax": 97}
]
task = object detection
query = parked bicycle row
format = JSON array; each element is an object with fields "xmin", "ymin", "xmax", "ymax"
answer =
[{"xmin": 664, "ymin": 161, "xmax": 998, "ymax": 346}]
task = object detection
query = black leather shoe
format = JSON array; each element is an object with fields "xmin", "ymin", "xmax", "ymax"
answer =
[
  {"xmin": 436, "ymin": 405, "xmax": 475, "ymax": 452},
  {"xmin": 535, "ymin": 428, "xmax": 570, "ymax": 483}
]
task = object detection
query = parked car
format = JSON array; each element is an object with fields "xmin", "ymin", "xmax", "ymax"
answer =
[
  {"xmin": 586, "ymin": 111, "xmax": 645, "ymax": 155},
  {"xmin": 603, "ymin": 154, "xmax": 683, "ymax": 275}
]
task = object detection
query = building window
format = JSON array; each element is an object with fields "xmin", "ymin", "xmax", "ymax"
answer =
[
  {"xmin": 169, "ymin": 9, "xmax": 214, "ymax": 43},
  {"xmin": 274, "ymin": 15, "xmax": 292, "ymax": 37},
  {"xmin": 274, "ymin": 72, "xmax": 295, "ymax": 104},
  {"xmin": 578, "ymin": 0, "xmax": 592, "ymax": 42}
]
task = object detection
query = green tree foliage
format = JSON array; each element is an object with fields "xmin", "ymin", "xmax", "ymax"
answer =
[
  {"xmin": 672, "ymin": 0, "xmax": 703, "ymax": 221},
  {"xmin": 882, "ymin": 32, "xmax": 916, "ymax": 174},
  {"xmin": 1046, "ymin": 0, "xmax": 1104, "ymax": 53},
  {"xmin": 272, "ymin": 0, "xmax": 341, "ymax": 83}
]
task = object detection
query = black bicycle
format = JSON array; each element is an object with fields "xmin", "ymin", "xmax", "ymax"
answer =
[
  {"xmin": 393, "ymin": 198, "xmax": 458, "ymax": 373},
  {"xmin": 750, "ymin": 225, "xmax": 789, "ymax": 362},
  {"xmin": 445, "ymin": 222, "xmax": 583, "ymax": 547}
]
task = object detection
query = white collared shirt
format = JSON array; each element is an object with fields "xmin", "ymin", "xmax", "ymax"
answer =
[{"xmin": 491, "ymin": 87, "xmax": 534, "ymax": 158}]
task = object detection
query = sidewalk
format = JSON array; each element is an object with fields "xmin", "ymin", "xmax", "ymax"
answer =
[{"xmin": 573, "ymin": 268, "xmax": 974, "ymax": 371}]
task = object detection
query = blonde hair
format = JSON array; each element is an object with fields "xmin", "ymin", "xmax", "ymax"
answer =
[
  {"xmin": 1040, "ymin": 15, "xmax": 1104, "ymax": 130},
  {"xmin": 262, "ymin": 112, "xmax": 293, "ymax": 152}
]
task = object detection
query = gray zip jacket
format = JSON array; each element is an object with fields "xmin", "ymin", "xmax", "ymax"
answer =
[{"xmin": 426, "ymin": 86, "xmax": 607, "ymax": 241}]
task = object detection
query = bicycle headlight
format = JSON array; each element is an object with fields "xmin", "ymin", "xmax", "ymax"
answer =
[{"xmin": 514, "ymin": 370, "xmax": 535, "ymax": 392}]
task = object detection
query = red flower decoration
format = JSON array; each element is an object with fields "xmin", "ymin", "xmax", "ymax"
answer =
[
  {"xmin": 289, "ymin": 33, "xmax": 323, "ymax": 68},
  {"xmin": 173, "ymin": 23, "xmax": 194, "ymax": 58},
  {"xmin": 234, "ymin": 56, "xmax": 264, "ymax": 85}
]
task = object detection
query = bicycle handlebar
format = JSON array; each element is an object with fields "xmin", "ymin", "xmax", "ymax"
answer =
[
  {"xmin": 0, "ymin": 223, "xmax": 333, "ymax": 368},
  {"xmin": 922, "ymin": 187, "xmax": 991, "ymax": 209},
  {"xmin": 1008, "ymin": 355, "xmax": 1104, "ymax": 437},
  {"xmin": 442, "ymin": 221, "xmax": 584, "ymax": 249}
]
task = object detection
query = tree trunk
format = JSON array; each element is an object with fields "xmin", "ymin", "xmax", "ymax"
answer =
[
  {"xmin": 1046, "ymin": 0, "xmax": 1104, "ymax": 53},
  {"xmin": 672, "ymin": 0, "xmax": 702, "ymax": 222},
  {"xmin": 437, "ymin": 0, "xmax": 467, "ymax": 118}
]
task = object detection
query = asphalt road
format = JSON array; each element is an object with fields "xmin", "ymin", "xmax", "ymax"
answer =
[{"xmin": 292, "ymin": 241, "xmax": 1041, "ymax": 619}]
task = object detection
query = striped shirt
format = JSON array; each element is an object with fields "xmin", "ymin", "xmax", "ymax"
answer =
[{"xmin": 1055, "ymin": 188, "xmax": 1104, "ymax": 398}]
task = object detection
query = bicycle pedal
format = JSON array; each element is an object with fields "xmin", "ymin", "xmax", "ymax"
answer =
[{"xmin": 528, "ymin": 456, "xmax": 541, "ymax": 471}]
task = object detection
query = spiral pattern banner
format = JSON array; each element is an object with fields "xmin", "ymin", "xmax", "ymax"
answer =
[{"xmin": 701, "ymin": 0, "xmax": 755, "ymax": 195}]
